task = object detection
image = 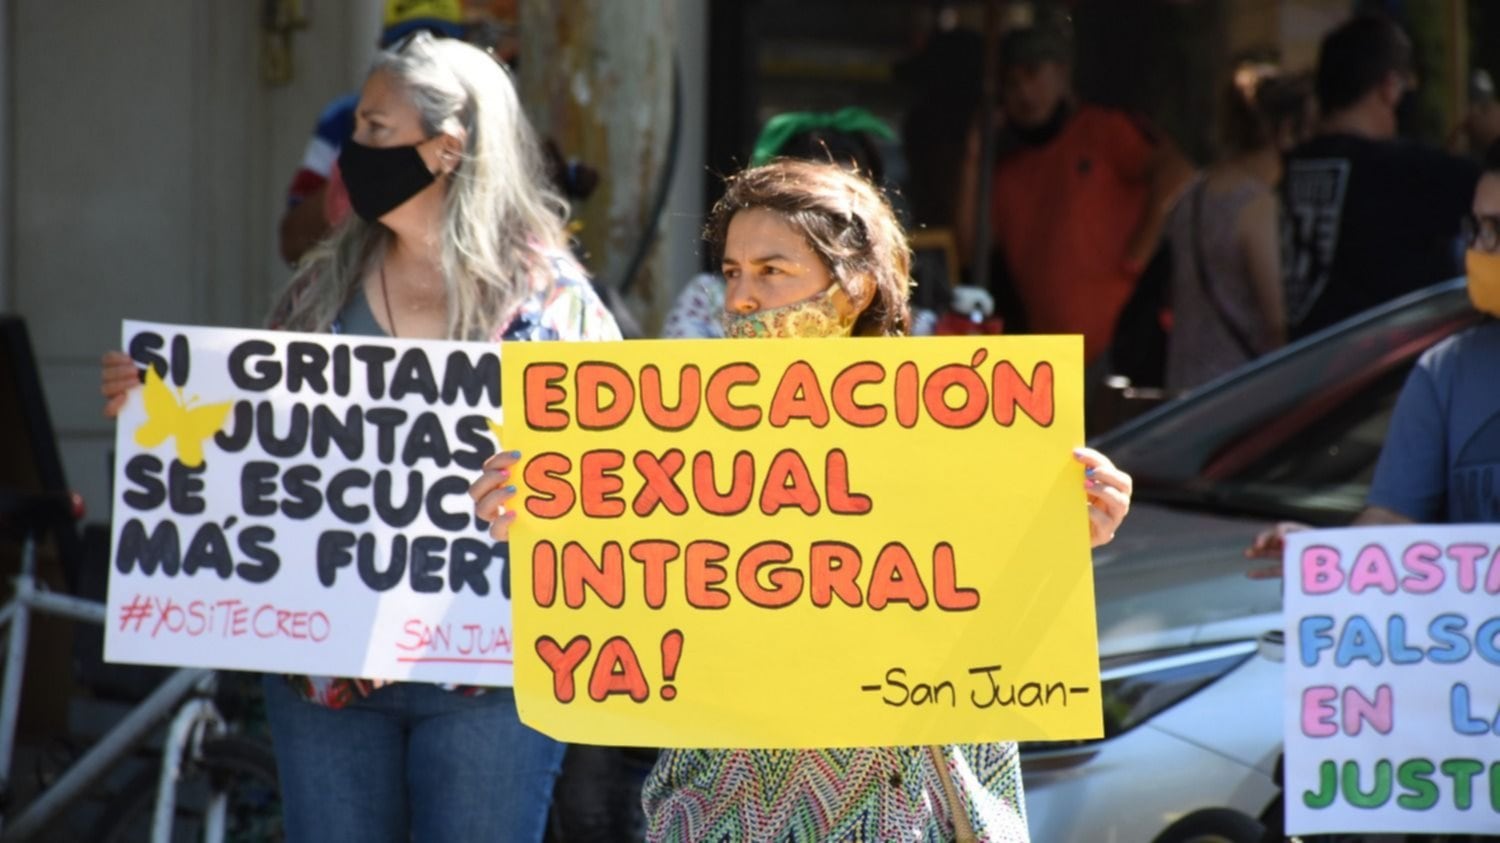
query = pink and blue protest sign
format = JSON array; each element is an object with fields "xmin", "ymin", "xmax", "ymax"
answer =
[{"xmin": 1285, "ymin": 525, "xmax": 1500, "ymax": 835}]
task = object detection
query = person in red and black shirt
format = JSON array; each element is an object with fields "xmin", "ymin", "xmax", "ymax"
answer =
[{"xmin": 961, "ymin": 22, "xmax": 1194, "ymax": 382}]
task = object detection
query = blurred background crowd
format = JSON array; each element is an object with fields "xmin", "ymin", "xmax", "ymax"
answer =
[{"xmin": 8, "ymin": 0, "xmax": 1500, "ymax": 511}]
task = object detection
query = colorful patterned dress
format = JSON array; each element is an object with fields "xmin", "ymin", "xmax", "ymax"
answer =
[{"xmin": 644, "ymin": 743, "xmax": 1030, "ymax": 842}]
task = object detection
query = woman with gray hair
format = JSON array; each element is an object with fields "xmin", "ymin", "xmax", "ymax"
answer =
[{"xmin": 101, "ymin": 32, "xmax": 619, "ymax": 841}]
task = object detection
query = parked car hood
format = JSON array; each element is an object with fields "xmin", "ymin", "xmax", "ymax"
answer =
[{"xmin": 1092, "ymin": 500, "xmax": 1281, "ymax": 657}]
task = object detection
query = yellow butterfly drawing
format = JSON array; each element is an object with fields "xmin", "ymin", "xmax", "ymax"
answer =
[{"xmin": 133, "ymin": 367, "xmax": 233, "ymax": 468}]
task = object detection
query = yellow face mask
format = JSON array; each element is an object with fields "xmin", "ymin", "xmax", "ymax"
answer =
[
  {"xmin": 1465, "ymin": 249, "xmax": 1500, "ymax": 317},
  {"xmin": 721, "ymin": 283, "xmax": 858, "ymax": 339}
]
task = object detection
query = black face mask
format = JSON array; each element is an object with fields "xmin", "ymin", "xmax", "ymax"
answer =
[
  {"xmin": 1011, "ymin": 101, "xmax": 1073, "ymax": 147},
  {"xmin": 338, "ymin": 138, "xmax": 436, "ymax": 223}
]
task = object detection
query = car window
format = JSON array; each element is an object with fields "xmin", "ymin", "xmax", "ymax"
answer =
[{"xmin": 1214, "ymin": 364, "xmax": 1413, "ymax": 514}]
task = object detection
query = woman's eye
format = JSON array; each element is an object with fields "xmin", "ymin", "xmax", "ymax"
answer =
[
  {"xmin": 722, "ymin": 268, "xmax": 739, "ymax": 281},
  {"xmin": 760, "ymin": 265, "xmax": 782, "ymax": 276}
]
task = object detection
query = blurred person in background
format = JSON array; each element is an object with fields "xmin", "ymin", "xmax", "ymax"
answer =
[
  {"xmin": 960, "ymin": 19, "xmax": 1195, "ymax": 389},
  {"xmin": 1164, "ymin": 65, "xmax": 1314, "ymax": 392},
  {"xmin": 1282, "ymin": 12, "xmax": 1500, "ymax": 339},
  {"xmin": 897, "ymin": 8, "xmax": 984, "ymax": 236}
]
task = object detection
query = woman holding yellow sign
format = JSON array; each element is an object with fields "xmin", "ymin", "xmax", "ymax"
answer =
[{"xmin": 473, "ymin": 158, "xmax": 1131, "ymax": 842}]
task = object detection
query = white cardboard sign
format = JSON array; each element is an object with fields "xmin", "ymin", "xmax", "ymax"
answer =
[
  {"xmin": 1285, "ymin": 525, "xmax": 1500, "ymax": 835},
  {"xmin": 106, "ymin": 321, "xmax": 515, "ymax": 685}
]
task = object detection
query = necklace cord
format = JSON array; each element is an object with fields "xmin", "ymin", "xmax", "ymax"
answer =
[{"xmin": 379, "ymin": 264, "xmax": 399, "ymax": 338}]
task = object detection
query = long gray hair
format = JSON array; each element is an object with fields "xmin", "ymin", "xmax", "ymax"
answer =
[{"xmin": 269, "ymin": 33, "xmax": 570, "ymax": 339}]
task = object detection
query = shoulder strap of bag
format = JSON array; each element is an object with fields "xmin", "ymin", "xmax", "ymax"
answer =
[{"xmin": 928, "ymin": 746, "xmax": 978, "ymax": 842}]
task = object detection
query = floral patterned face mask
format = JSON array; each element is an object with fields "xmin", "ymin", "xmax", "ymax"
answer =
[
  {"xmin": 1466, "ymin": 248, "xmax": 1500, "ymax": 318},
  {"xmin": 721, "ymin": 283, "xmax": 857, "ymax": 339}
]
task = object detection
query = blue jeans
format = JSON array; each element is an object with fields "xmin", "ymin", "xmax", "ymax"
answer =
[{"xmin": 262, "ymin": 675, "xmax": 564, "ymax": 843}]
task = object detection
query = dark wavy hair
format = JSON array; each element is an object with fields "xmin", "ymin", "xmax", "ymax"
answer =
[
  {"xmin": 774, "ymin": 129, "xmax": 887, "ymax": 185},
  {"xmin": 1222, "ymin": 69, "xmax": 1313, "ymax": 155},
  {"xmin": 705, "ymin": 159, "xmax": 912, "ymax": 337}
]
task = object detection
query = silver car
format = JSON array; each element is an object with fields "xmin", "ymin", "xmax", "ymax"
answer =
[{"xmin": 1021, "ymin": 279, "xmax": 1485, "ymax": 843}]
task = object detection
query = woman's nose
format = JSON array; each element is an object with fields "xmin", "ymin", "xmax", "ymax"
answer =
[{"xmin": 724, "ymin": 280, "xmax": 758, "ymax": 313}]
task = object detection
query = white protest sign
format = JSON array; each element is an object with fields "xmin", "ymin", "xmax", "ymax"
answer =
[
  {"xmin": 106, "ymin": 321, "xmax": 514, "ymax": 685},
  {"xmin": 1285, "ymin": 525, "xmax": 1500, "ymax": 835}
]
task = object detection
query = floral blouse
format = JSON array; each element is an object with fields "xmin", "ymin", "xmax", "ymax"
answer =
[
  {"xmin": 662, "ymin": 273, "xmax": 726, "ymax": 339},
  {"xmin": 644, "ymin": 743, "xmax": 1030, "ymax": 842},
  {"xmin": 289, "ymin": 253, "xmax": 621, "ymax": 708}
]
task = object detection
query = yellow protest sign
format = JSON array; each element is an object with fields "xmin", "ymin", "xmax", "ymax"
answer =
[{"xmin": 502, "ymin": 336, "xmax": 1101, "ymax": 748}]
